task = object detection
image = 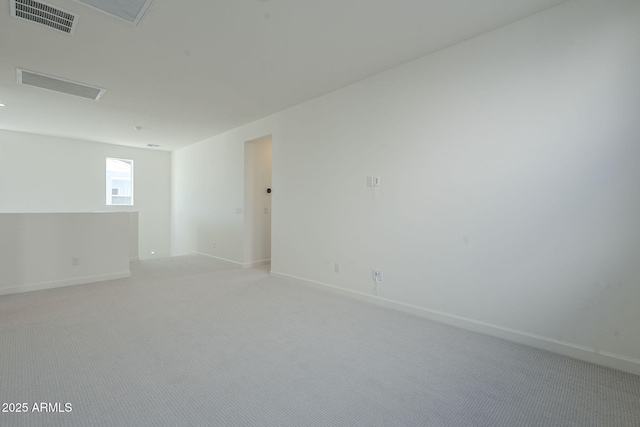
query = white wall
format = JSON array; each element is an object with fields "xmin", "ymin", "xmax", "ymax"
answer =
[
  {"xmin": 0, "ymin": 212, "xmax": 130, "ymax": 295},
  {"xmin": 0, "ymin": 130, "xmax": 171, "ymax": 259},
  {"xmin": 171, "ymin": 0, "xmax": 640, "ymax": 374},
  {"xmin": 171, "ymin": 118, "xmax": 277, "ymax": 264}
]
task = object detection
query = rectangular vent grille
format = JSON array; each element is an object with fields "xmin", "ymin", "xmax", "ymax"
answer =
[
  {"xmin": 17, "ymin": 69, "xmax": 106, "ymax": 101},
  {"xmin": 10, "ymin": 0, "xmax": 78, "ymax": 34},
  {"xmin": 74, "ymin": 0, "xmax": 153, "ymax": 25}
]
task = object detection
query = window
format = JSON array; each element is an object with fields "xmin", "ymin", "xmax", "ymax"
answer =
[{"xmin": 106, "ymin": 158, "xmax": 133, "ymax": 205}]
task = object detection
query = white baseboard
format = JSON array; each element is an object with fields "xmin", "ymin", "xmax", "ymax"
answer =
[
  {"xmin": 0, "ymin": 271, "xmax": 131, "ymax": 296},
  {"xmin": 270, "ymin": 271, "xmax": 640, "ymax": 377},
  {"xmin": 191, "ymin": 251, "xmax": 244, "ymax": 266},
  {"xmin": 243, "ymin": 259, "xmax": 271, "ymax": 269},
  {"xmin": 191, "ymin": 251, "xmax": 270, "ymax": 269}
]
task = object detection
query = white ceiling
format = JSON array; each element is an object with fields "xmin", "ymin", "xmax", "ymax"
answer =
[{"xmin": 0, "ymin": 0, "xmax": 569, "ymax": 151}]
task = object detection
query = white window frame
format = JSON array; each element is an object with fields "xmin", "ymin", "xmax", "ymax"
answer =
[{"xmin": 106, "ymin": 157, "xmax": 134, "ymax": 206}]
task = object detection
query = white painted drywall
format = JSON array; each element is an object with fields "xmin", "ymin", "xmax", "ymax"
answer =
[
  {"xmin": 171, "ymin": 118, "xmax": 276, "ymax": 264},
  {"xmin": 0, "ymin": 212, "xmax": 130, "ymax": 295},
  {"xmin": 0, "ymin": 130, "xmax": 171, "ymax": 259},
  {"xmin": 244, "ymin": 136, "xmax": 272, "ymax": 267},
  {"xmin": 171, "ymin": 0, "xmax": 640, "ymax": 374},
  {"xmin": 129, "ymin": 211, "xmax": 139, "ymax": 261}
]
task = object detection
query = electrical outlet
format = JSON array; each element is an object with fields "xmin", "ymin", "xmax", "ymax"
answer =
[
  {"xmin": 373, "ymin": 269, "xmax": 383, "ymax": 282},
  {"xmin": 72, "ymin": 257, "xmax": 79, "ymax": 266}
]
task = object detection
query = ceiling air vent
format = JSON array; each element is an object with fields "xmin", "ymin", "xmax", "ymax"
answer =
[
  {"xmin": 73, "ymin": 0, "xmax": 153, "ymax": 25},
  {"xmin": 17, "ymin": 69, "xmax": 106, "ymax": 101},
  {"xmin": 10, "ymin": 0, "xmax": 78, "ymax": 34}
]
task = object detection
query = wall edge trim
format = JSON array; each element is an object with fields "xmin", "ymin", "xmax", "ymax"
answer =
[
  {"xmin": 191, "ymin": 251, "xmax": 244, "ymax": 266},
  {"xmin": 243, "ymin": 259, "xmax": 271, "ymax": 269},
  {"xmin": 270, "ymin": 271, "xmax": 640, "ymax": 376},
  {"xmin": 0, "ymin": 271, "xmax": 131, "ymax": 296}
]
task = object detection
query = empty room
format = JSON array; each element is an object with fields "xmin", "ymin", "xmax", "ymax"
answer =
[{"xmin": 1, "ymin": 0, "xmax": 640, "ymax": 426}]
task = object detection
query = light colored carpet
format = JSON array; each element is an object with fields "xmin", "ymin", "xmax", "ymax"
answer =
[{"xmin": 1, "ymin": 255, "xmax": 639, "ymax": 426}]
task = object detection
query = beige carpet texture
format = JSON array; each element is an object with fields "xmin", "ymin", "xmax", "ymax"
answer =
[{"xmin": 1, "ymin": 256, "xmax": 639, "ymax": 426}]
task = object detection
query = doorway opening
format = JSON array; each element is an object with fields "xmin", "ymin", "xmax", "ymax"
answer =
[{"xmin": 243, "ymin": 135, "xmax": 272, "ymax": 268}]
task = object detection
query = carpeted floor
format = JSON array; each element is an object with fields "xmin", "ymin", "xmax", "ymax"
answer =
[{"xmin": 1, "ymin": 255, "xmax": 639, "ymax": 426}]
